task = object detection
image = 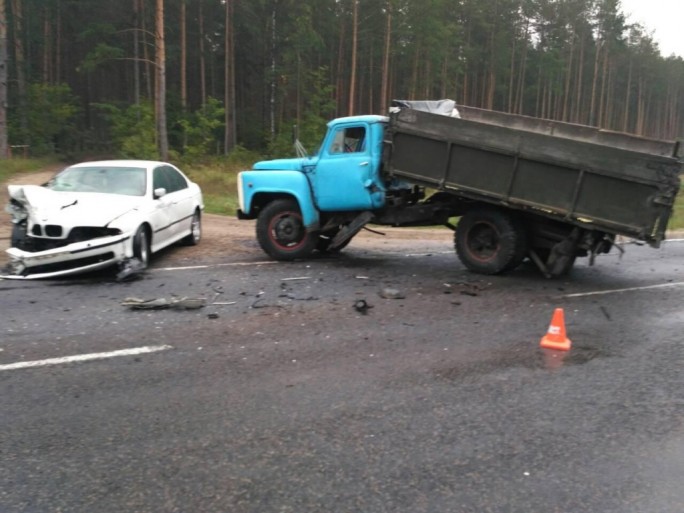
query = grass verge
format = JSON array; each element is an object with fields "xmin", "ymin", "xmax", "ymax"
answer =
[{"xmin": 0, "ymin": 157, "xmax": 61, "ymax": 183}]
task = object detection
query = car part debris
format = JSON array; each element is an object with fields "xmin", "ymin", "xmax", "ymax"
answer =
[
  {"xmin": 116, "ymin": 258, "xmax": 146, "ymax": 282},
  {"xmin": 379, "ymin": 287, "xmax": 405, "ymax": 299},
  {"xmin": 121, "ymin": 296, "xmax": 207, "ymax": 310},
  {"xmin": 353, "ymin": 299, "xmax": 373, "ymax": 314}
]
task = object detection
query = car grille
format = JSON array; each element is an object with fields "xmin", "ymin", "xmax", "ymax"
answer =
[{"xmin": 26, "ymin": 226, "xmax": 123, "ymax": 251}]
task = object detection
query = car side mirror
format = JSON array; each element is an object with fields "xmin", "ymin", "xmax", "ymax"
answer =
[{"xmin": 154, "ymin": 187, "xmax": 167, "ymax": 199}]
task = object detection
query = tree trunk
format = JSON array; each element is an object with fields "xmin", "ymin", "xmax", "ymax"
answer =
[
  {"xmin": 133, "ymin": 0, "xmax": 140, "ymax": 106},
  {"xmin": 155, "ymin": 0, "xmax": 168, "ymax": 160},
  {"xmin": 379, "ymin": 1, "xmax": 391, "ymax": 114},
  {"xmin": 589, "ymin": 41, "xmax": 601, "ymax": 126},
  {"xmin": 335, "ymin": 19, "xmax": 346, "ymax": 116},
  {"xmin": 269, "ymin": 3, "xmax": 276, "ymax": 141},
  {"xmin": 0, "ymin": 0, "xmax": 7, "ymax": 158},
  {"xmin": 141, "ymin": 0, "xmax": 152, "ymax": 99},
  {"xmin": 10, "ymin": 0, "xmax": 26, "ymax": 140},
  {"xmin": 562, "ymin": 31, "xmax": 575, "ymax": 122},
  {"xmin": 622, "ymin": 58, "xmax": 633, "ymax": 132},
  {"xmin": 348, "ymin": 0, "xmax": 358, "ymax": 115},
  {"xmin": 43, "ymin": 7, "xmax": 50, "ymax": 83},
  {"xmin": 180, "ymin": 0, "xmax": 186, "ymax": 110},
  {"xmin": 224, "ymin": 0, "xmax": 235, "ymax": 154},
  {"xmin": 198, "ymin": 0, "xmax": 206, "ymax": 106}
]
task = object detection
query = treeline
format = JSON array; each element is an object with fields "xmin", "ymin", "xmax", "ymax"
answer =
[{"xmin": 1, "ymin": 0, "xmax": 683, "ymax": 160}]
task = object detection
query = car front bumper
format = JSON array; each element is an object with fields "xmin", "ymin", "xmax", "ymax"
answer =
[{"xmin": 1, "ymin": 233, "xmax": 132, "ymax": 280}]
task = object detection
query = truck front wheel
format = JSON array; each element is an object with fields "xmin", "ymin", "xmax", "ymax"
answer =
[
  {"xmin": 455, "ymin": 208, "xmax": 527, "ymax": 274},
  {"xmin": 256, "ymin": 199, "xmax": 318, "ymax": 260}
]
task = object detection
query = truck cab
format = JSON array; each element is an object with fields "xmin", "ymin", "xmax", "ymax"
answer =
[{"xmin": 237, "ymin": 115, "xmax": 392, "ymax": 260}]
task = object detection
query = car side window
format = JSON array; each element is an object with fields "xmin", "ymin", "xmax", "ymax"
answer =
[
  {"xmin": 153, "ymin": 167, "xmax": 171, "ymax": 194},
  {"xmin": 329, "ymin": 126, "xmax": 366, "ymax": 154},
  {"xmin": 165, "ymin": 166, "xmax": 188, "ymax": 192}
]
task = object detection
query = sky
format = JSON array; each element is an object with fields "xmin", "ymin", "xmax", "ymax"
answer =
[{"xmin": 619, "ymin": 0, "xmax": 684, "ymax": 58}]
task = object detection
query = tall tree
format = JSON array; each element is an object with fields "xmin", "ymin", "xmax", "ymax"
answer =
[
  {"xmin": 155, "ymin": 0, "xmax": 168, "ymax": 159},
  {"xmin": 224, "ymin": 0, "xmax": 236, "ymax": 153},
  {"xmin": 0, "ymin": 0, "xmax": 7, "ymax": 158},
  {"xmin": 348, "ymin": 0, "xmax": 358, "ymax": 115}
]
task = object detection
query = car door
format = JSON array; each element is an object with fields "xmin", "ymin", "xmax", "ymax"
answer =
[
  {"xmin": 312, "ymin": 123, "xmax": 376, "ymax": 211},
  {"xmin": 149, "ymin": 166, "xmax": 177, "ymax": 248},
  {"xmin": 162, "ymin": 165, "xmax": 195, "ymax": 239}
]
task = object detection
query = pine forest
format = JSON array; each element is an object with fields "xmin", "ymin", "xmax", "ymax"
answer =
[{"xmin": 0, "ymin": 0, "xmax": 683, "ymax": 161}]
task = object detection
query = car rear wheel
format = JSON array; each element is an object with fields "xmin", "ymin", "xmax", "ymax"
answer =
[{"xmin": 133, "ymin": 226, "xmax": 151, "ymax": 268}]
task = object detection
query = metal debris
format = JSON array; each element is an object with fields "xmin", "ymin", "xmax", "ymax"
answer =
[
  {"xmin": 115, "ymin": 258, "xmax": 146, "ymax": 282},
  {"xmin": 121, "ymin": 296, "xmax": 207, "ymax": 310}
]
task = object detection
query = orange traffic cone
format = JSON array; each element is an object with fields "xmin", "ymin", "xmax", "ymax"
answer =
[{"xmin": 540, "ymin": 308, "xmax": 572, "ymax": 351}]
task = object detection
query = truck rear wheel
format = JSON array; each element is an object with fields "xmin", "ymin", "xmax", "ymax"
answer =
[
  {"xmin": 256, "ymin": 199, "xmax": 317, "ymax": 260},
  {"xmin": 455, "ymin": 208, "xmax": 527, "ymax": 274}
]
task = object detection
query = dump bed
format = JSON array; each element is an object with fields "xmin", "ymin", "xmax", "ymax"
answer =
[{"xmin": 383, "ymin": 107, "xmax": 682, "ymax": 246}]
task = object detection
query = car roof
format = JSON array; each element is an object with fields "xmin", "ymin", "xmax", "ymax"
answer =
[{"xmin": 67, "ymin": 160, "xmax": 173, "ymax": 170}]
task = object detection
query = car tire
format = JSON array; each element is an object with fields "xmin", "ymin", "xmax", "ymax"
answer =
[
  {"xmin": 256, "ymin": 199, "xmax": 317, "ymax": 260},
  {"xmin": 133, "ymin": 226, "xmax": 151, "ymax": 269},
  {"xmin": 455, "ymin": 208, "xmax": 527, "ymax": 275},
  {"xmin": 182, "ymin": 210, "xmax": 202, "ymax": 246}
]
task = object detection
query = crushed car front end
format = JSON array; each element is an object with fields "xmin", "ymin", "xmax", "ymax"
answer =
[{"xmin": 2, "ymin": 185, "xmax": 138, "ymax": 279}]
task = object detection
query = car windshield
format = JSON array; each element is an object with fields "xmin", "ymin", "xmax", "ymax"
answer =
[{"xmin": 49, "ymin": 166, "xmax": 147, "ymax": 196}]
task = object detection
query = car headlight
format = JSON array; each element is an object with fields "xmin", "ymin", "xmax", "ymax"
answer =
[{"xmin": 5, "ymin": 199, "xmax": 28, "ymax": 222}]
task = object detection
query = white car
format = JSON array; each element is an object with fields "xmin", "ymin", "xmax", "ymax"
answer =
[{"xmin": 3, "ymin": 160, "xmax": 204, "ymax": 279}]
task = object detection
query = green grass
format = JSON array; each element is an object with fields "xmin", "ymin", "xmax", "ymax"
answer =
[
  {"xmin": 667, "ymin": 184, "xmax": 684, "ymax": 231},
  {"xmin": 183, "ymin": 159, "xmax": 248, "ymax": 216},
  {"xmin": 0, "ymin": 156, "xmax": 61, "ymax": 183}
]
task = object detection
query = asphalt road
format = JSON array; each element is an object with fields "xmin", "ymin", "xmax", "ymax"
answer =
[{"xmin": 1, "ymin": 237, "xmax": 683, "ymax": 513}]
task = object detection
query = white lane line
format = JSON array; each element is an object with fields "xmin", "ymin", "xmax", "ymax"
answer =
[
  {"xmin": 562, "ymin": 281, "xmax": 684, "ymax": 298},
  {"xmin": 153, "ymin": 260, "xmax": 278, "ymax": 272},
  {"xmin": 0, "ymin": 345, "xmax": 173, "ymax": 371}
]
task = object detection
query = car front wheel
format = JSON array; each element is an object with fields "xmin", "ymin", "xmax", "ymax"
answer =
[
  {"xmin": 133, "ymin": 226, "xmax": 151, "ymax": 268},
  {"xmin": 183, "ymin": 210, "xmax": 202, "ymax": 246}
]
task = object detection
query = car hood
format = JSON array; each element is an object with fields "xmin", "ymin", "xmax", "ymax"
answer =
[
  {"xmin": 8, "ymin": 185, "xmax": 144, "ymax": 228},
  {"xmin": 252, "ymin": 156, "xmax": 319, "ymax": 171}
]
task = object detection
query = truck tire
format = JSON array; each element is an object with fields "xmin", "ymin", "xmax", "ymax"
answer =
[
  {"xmin": 455, "ymin": 208, "xmax": 527, "ymax": 274},
  {"xmin": 256, "ymin": 199, "xmax": 318, "ymax": 260}
]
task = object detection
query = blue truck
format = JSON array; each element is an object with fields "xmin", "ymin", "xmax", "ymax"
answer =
[{"xmin": 237, "ymin": 100, "xmax": 682, "ymax": 277}]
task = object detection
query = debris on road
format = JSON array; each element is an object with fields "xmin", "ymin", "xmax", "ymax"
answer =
[
  {"xmin": 116, "ymin": 258, "xmax": 146, "ymax": 282},
  {"xmin": 379, "ymin": 287, "xmax": 405, "ymax": 299},
  {"xmin": 353, "ymin": 299, "xmax": 373, "ymax": 314},
  {"xmin": 121, "ymin": 297, "xmax": 207, "ymax": 310}
]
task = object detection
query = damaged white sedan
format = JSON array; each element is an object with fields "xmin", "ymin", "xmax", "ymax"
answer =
[{"xmin": 3, "ymin": 160, "xmax": 203, "ymax": 279}]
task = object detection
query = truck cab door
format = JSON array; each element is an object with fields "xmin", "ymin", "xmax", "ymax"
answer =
[{"xmin": 312, "ymin": 123, "xmax": 377, "ymax": 211}]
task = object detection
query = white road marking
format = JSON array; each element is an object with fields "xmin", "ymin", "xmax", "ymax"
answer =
[
  {"xmin": 153, "ymin": 260, "xmax": 278, "ymax": 272},
  {"xmin": 562, "ymin": 281, "xmax": 684, "ymax": 298},
  {"xmin": 0, "ymin": 345, "xmax": 173, "ymax": 371}
]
